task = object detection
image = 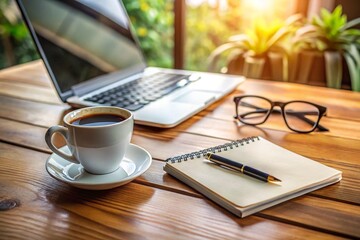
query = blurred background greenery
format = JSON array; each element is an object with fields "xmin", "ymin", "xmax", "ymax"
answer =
[
  {"xmin": 0, "ymin": 0, "xmax": 38, "ymax": 69},
  {"xmin": 0, "ymin": 0, "xmax": 357, "ymax": 74},
  {"xmin": 123, "ymin": 0, "xmax": 174, "ymax": 68},
  {"xmin": 0, "ymin": 0, "xmax": 291, "ymax": 71},
  {"xmin": 123, "ymin": 0, "xmax": 291, "ymax": 71}
]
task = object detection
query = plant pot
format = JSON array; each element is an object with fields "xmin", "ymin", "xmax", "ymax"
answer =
[
  {"xmin": 324, "ymin": 51, "xmax": 343, "ymax": 89},
  {"xmin": 226, "ymin": 50, "xmax": 245, "ymax": 75},
  {"xmin": 243, "ymin": 56, "xmax": 265, "ymax": 79},
  {"xmin": 268, "ymin": 52, "xmax": 286, "ymax": 81},
  {"xmin": 290, "ymin": 50, "xmax": 326, "ymax": 86}
]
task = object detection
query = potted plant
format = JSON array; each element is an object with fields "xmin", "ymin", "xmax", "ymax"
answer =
[
  {"xmin": 292, "ymin": 6, "xmax": 360, "ymax": 91},
  {"xmin": 207, "ymin": 14, "xmax": 303, "ymax": 81}
]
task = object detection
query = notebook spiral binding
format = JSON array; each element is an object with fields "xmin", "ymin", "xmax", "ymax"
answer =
[{"xmin": 166, "ymin": 136, "xmax": 260, "ymax": 163}]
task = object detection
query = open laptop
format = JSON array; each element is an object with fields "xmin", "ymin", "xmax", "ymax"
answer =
[{"xmin": 17, "ymin": 0, "xmax": 244, "ymax": 128}]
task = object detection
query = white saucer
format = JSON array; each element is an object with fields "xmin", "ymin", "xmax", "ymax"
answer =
[{"xmin": 46, "ymin": 143, "xmax": 152, "ymax": 190}]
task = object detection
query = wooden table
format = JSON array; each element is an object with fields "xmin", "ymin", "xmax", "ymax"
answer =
[{"xmin": 0, "ymin": 60, "xmax": 359, "ymax": 239}]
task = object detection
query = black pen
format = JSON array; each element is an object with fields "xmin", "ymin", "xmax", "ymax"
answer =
[{"xmin": 205, "ymin": 152, "xmax": 282, "ymax": 183}]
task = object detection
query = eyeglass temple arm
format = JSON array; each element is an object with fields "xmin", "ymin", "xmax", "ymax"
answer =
[
  {"xmin": 237, "ymin": 102, "xmax": 329, "ymax": 131},
  {"xmin": 287, "ymin": 111, "xmax": 329, "ymax": 131}
]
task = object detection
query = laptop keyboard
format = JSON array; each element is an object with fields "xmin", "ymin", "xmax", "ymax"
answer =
[{"xmin": 84, "ymin": 73, "xmax": 190, "ymax": 111}]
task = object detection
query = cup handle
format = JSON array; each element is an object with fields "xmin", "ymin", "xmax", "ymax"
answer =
[{"xmin": 45, "ymin": 126, "xmax": 79, "ymax": 164}]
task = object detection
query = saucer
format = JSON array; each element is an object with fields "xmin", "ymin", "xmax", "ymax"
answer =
[{"xmin": 46, "ymin": 144, "xmax": 152, "ymax": 190}]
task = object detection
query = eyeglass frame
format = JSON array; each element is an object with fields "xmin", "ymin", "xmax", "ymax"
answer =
[{"xmin": 233, "ymin": 95, "xmax": 329, "ymax": 133}]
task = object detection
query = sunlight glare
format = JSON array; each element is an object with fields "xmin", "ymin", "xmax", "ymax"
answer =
[
  {"xmin": 187, "ymin": 0, "xmax": 228, "ymax": 11},
  {"xmin": 244, "ymin": 0, "xmax": 272, "ymax": 12}
]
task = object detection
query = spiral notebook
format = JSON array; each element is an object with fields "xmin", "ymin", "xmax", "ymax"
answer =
[{"xmin": 163, "ymin": 136, "xmax": 342, "ymax": 217}]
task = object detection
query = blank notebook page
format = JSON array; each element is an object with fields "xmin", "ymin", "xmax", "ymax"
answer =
[{"xmin": 169, "ymin": 137, "xmax": 342, "ymax": 208}]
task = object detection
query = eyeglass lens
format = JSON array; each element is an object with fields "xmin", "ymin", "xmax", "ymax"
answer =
[
  {"xmin": 236, "ymin": 96, "xmax": 321, "ymax": 132},
  {"xmin": 236, "ymin": 97, "xmax": 271, "ymax": 124},
  {"xmin": 284, "ymin": 102, "xmax": 320, "ymax": 132}
]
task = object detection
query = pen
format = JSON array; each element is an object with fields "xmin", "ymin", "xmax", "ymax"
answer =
[{"xmin": 205, "ymin": 152, "xmax": 282, "ymax": 183}]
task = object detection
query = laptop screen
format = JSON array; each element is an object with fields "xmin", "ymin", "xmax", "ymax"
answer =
[{"xmin": 17, "ymin": 0, "xmax": 146, "ymax": 101}]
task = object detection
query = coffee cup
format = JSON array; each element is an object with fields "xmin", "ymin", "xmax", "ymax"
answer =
[{"xmin": 45, "ymin": 106, "xmax": 133, "ymax": 174}]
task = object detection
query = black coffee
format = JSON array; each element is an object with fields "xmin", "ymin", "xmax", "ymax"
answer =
[{"xmin": 71, "ymin": 114, "xmax": 125, "ymax": 126}]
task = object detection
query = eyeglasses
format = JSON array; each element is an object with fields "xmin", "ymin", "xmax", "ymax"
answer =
[{"xmin": 233, "ymin": 95, "xmax": 328, "ymax": 133}]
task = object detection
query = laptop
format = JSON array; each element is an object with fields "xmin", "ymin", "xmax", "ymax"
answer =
[{"xmin": 17, "ymin": 0, "xmax": 244, "ymax": 128}]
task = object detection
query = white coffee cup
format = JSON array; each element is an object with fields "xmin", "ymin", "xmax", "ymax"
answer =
[{"xmin": 45, "ymin": 106, "xmax": 134, "ymax": 174}]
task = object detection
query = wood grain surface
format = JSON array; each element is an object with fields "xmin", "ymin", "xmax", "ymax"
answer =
[{"xmin": 0, "ymin": 61, "xmax": 359, "ymax": 239}]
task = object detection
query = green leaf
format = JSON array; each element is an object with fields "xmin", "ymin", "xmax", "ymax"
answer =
[
  {"xmin": 207, "ymin": 43, "xmax": 244, "ymax": 71},
  {"xmin": 208, "ymin": 43, "xmax": 243, "ymax": 60},
  {"xmin": 284, "ymin": 13, "xmax": 303, "ymax": 26},
  {"xmin": 228, "ymin": 34, "xmax": 248, "ymax": 42},
  {"xmin": 340, "ymin": 15, "xmax": 347, "ymax": 27},
  {"xmin": 332, "ymin": 5, "xmax": 343, "ymax": 19},
  {"xmin": 342, "ymin": 29, "xmax": 360, "ymax": 36},
  {"xmin": 312, "ymin": 15, "xmax": 324, "ymax": 28},
  {"xmin": 344, "ymin": 52, "xmax": 360, "ymax": 91},
  {"xmin": 321, "ymin": 8, "xmax": 332, "ymax": 26},
  {"xmin": 343, "ymin": 18, "xmax": 360, "ymax": 30},
  {"xmin": 267, "ymin": 27, "xmax": 290, "ymax": 50},
  {"xmin": 348, "ymin": 44, "xmax": 360, "ymax": 66},
  {"xmin": 295, "ymin": 25, "xmax": 318, "ymax": 36},
  {"xmin": 320, "ymin": 8, "xmax": 331, "ymax": 21}
]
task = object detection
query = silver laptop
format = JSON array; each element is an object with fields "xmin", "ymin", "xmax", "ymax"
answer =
[{"xmin": 17, "ymin": 0, "xmax": 244, "ymax": 128}]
